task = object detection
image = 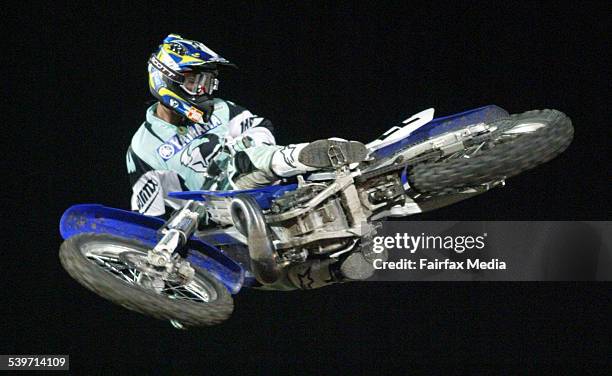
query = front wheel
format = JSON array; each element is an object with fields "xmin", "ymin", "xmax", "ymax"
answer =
[
  {"xmin": 59, "ymin": 233, "xmax": 234, "ymax": 327},
  {"xmin": 407, "ymin": 109, "xmax": 573, "ymax": 194}
]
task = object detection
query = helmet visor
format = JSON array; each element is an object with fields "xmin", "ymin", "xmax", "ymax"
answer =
[{"xmin": 181, "ymin": 70, "xmax": 219, "ymax": 96}]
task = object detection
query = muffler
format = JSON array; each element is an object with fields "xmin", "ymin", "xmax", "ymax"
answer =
[{"xmin": 230, "ymin": 194, "xmax": 282, "ymax": 284}]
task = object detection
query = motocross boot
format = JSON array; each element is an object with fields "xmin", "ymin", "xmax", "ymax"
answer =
[
  {"xmin": 286, "ymin": 252, "xmax": 379, "ymax": 290},
  {"xmin": 271, "ymin": 138, "xmax": 368, "ymax": 177},
  {"xmin": 333, "ymin": 252, "xmax": 377, "ymax": 281},
  {"xmin": 287, "ymin": 259, "xmax": 338, "ymax": 289}
]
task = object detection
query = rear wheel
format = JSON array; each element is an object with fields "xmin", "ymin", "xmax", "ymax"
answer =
[
  {"xmin": 59, "ymin": 233, "xmax": 234, "ymax": 327},
  {"xmin": 407, "ymin": 109, "xmax": 573, "ymax": 194}
]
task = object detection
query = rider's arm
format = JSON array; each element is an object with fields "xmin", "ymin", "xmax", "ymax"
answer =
[
  {"xmin": 126, "ymin": 141, "xmax": 185, "ymax": 218},
  {"xmin": 225, "ymin": 101, "xmax": 276, "ymax": 147}
]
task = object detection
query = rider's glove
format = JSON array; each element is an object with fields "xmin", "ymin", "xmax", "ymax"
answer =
[{"xmin": 222, "ymin": 135, "xmax": 254, "ymax": 155}]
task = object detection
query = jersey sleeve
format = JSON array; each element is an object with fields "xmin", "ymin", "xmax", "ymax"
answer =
[
  {"xmin": 225, "ymin": 101, "xmax": 276, "ymax": 146},
  {"xmin": 126, "ymin": 146, "xmax": 185, "ymax": 217},
  {"xmin": 126, "ymin": 145, "xmax": 154, "ymax": 187}
]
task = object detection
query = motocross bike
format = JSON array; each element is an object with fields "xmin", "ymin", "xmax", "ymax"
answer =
[{"xmin": 59, "ymin": 105, "xmax": 573, "ymax": 327}]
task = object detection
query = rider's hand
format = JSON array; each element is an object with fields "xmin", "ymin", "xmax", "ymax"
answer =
[{"xmin": 223, "ymin": 135, "xmax": 254, "ymax": 155}]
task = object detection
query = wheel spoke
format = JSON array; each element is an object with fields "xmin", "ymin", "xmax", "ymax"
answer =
[
  {"xmin": 161, "ymin": 283, "xmax": 210, "ymax": 302},
  {"xmin": 129, "ymin": 268, "xmax": 140, "ymax": 280},
  {"xmin": 445, "ymin": 141, "xmax": 487, "ymax": 161},
  {"xmin": 83, "ymin": 243, "xmax": 212, "ymax": 304},
  {"xmin": 469, "ymin": 141, "xmax": 485, "ymax": 156},
  {"xmin": 168, "ymin": 287, "xmax": 193, "ymax": 300},
  {"xmin": 89, "ymin": 255, "xmax": 135, "ymax": 285},
  {"xmin": 183, "ymin": 284, "xmax": 210, "ymax": 302},
  {"xmin": 91, "ymin": 255, "xmax": 130, "ymax": 269}
]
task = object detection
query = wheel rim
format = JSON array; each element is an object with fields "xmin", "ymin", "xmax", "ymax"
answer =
[
  {"xmin": 80, "ymin": 241, "xmax": 217, "ymax": 303},
  {"xmin": 503, "ymin": 122, "xmax": 547, "ymax": 134},
  {"xmin": 445, "ymin": 119, "xmax": 550, "ymax": 161}
]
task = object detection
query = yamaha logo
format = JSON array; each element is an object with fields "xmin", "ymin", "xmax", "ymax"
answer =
[{"xmin": 158, "ymin": 144, "xmax": 175, "ymax": 159}]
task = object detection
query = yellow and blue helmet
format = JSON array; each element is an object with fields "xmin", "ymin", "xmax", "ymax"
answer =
[{"xmin": 148, "ymin": 34, "xmax": 236, "ymax": 124}]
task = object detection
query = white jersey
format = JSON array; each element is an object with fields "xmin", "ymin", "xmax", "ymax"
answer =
[{"xmin": 126, "ymin": 99, "xmax": 276, "ymax": 216}]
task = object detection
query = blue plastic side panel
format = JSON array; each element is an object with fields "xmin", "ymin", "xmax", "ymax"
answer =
[
  {"xmin": 169, "ymin": 183, "xmax": 298, "ymax": 210},
  {"xmin": 374, "ymin": 105, "xmax": 509, "ymax": 158},
  {"xmin": 59, "ymin": 204, "xmax": 244, "ymax": 294}
]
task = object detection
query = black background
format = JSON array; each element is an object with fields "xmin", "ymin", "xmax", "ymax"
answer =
[{"xmin": 6, "ymin": 1, "xmax": 611, "ymax": 372}]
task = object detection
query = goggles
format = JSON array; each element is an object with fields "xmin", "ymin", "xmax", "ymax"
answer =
[
  {"xmin": 149, "ymin": 55, "xmax": 219, "ymax": 96},
  {"xmin": 181, "ymin": 70, "xmax": 219, "ymax": 96}
]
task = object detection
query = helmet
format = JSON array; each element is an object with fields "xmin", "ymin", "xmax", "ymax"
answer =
[{"xmin": 148, "ymin": 34, "xmax": 236, "ymax": 124}]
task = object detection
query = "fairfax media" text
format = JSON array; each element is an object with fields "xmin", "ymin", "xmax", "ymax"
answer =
[{"xmin": 373, "ymin": 258, "xmax": 507, "ymax": 270}]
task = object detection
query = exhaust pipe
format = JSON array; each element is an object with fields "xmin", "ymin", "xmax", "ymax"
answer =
[{"xmin": 230, "ymin": 194, "xmax": 282, "ymax": 284}]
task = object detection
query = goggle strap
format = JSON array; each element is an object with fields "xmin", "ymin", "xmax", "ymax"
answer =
[{"xmin": 148, "ymin": 54, "xmax": 185, "ymax": 84}]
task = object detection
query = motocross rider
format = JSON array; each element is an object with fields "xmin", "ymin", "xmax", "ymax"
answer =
[{"xmin": 126, "ymin": 34, "xmax": 371, "ymax": 289}]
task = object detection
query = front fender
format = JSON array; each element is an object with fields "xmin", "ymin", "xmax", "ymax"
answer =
[{"xmin": 59, "ymin": 204, "xmax": 245, "ymax": 294}]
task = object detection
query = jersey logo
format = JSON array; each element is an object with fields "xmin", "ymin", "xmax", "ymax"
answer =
[
  {"xmin": 157, "ymin": 117, "xmax": 222, "ymax": 161},
  {"xmin": 186, "ymin": 107, "xmax": 204, "ymax": 123},
  {"xmin": 157, "ymin": 144, "xmax": 175, "ymax": 159},
  {"xmin": 279, "ymin": 145, "xmax": 298, "ymax": 167},
  {"xmin": 180, "ymin": 134, "xmax": 221, "ymax": 173},
  {"xmin": 135, "ymin": 178, "xmax": 160, "ymax": 213}
]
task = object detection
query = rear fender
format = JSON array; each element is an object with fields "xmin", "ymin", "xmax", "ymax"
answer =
[{"xmin": 373, "ymin": 105, "xmax": 509, "ymax": 158}]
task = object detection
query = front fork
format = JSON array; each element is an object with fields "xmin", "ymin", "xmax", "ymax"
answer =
[{"xmin": 147, "ymin": 200, "xmax": 206, "ymax": 280}]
